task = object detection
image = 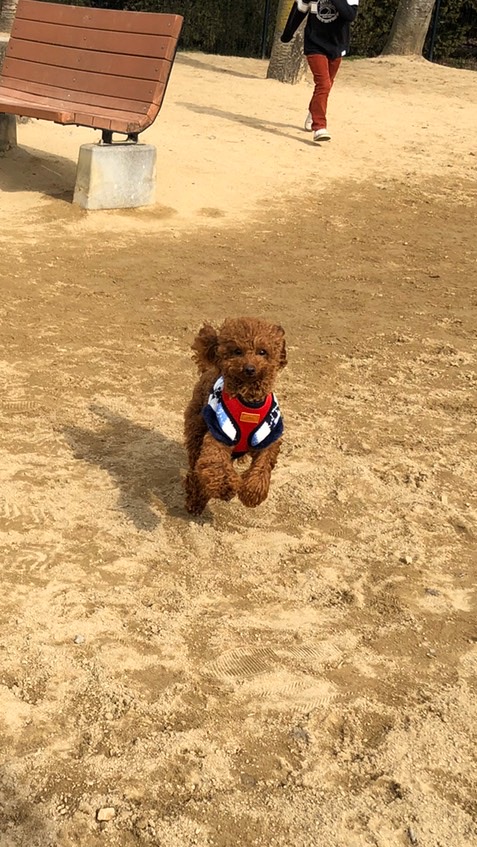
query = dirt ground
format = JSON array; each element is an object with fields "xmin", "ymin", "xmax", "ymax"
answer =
[{"xmin": 0, "ymin": 52, "xmax": 476, "ymax": 847}]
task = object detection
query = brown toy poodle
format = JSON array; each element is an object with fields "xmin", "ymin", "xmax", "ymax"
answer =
[{"xmin": 184, "ymin": 317, "xmax": 287, "ymax": 515}]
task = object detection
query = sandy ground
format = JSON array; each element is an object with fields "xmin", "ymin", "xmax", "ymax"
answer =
[{"xmin": 0, "ymin": 52, "xmax": 476, "ymax": 847}]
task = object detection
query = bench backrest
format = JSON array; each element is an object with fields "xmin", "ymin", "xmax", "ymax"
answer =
[{"xmin": 1, "ymin": 0, "xmax": 183, "ymax": 132}]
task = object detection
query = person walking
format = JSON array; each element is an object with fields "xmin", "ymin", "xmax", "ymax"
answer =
[{"xmin": 280, "ymin": 0, "xmax": 359, "ymax": 143}]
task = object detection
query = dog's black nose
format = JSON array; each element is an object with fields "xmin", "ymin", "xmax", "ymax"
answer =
[{"xmin": 244, "ymin": 365, "xmax": 256, "ymax": 376}]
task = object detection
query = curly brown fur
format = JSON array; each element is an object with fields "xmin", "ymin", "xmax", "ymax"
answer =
[{"xmin": 184, "ymin": 317, "xmax": 287, "ymax": 515}]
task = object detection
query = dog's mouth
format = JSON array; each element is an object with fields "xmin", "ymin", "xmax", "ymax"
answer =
[{"xmin": 226, "ymin": 374, "xmax": 270, "ymax": 403}]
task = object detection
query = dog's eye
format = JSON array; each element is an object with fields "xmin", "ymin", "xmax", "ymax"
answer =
[
  {"xmin": 257, "ymin": 348, "xmax": 268, "ymax": 357},
  {"xmin": 231, "ymin": 348, "xmax": 243, "ymax": 357}
]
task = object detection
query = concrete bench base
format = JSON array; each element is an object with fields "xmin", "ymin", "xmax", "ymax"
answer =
[
  {"xmin": 73, "ymin": 142, "xmax": 157, "ymax": 210},
  {"xmin": 0, "ymin": 111, "xmax": 16, "ymax": 152}
]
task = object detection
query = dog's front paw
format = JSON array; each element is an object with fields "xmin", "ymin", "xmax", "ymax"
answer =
[
  {"xmin": 195, "ymin": 468, "xmax": 240, "ymax": 504},
  {"xmin": 217, "ymin": 473, "xmax": 241, "ymax": 502},
  {"xmin": 238, "ymin": 472, "xmax": 270, "ymax": 508}
]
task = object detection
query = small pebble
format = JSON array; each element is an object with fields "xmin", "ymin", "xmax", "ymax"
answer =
[
  {"xmin": 399, "ymin": 554, "xmax": 413, "ymax": 565},
  {"xmin": 73, "ymin": 635, "xmax": 85, "ymax": 645},
  {"xmin": 407, "ymin": 825, "xmax": 418, "ymax": 845},
  {"xmin": 292, "ymin": 726, "xmax": 311, "ymax": 743},
  {"xmin": 425, "ymin": 588, "xmax": 440, "ymax": 596},
  {"xmin": 96, "ymin": 807, "xmax": 116, "ymax": 822}
]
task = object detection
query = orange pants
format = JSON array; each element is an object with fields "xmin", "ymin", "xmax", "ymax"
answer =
[{"xmin": 307, "ymin": 54, "xmax": 342, "ymax": 130}]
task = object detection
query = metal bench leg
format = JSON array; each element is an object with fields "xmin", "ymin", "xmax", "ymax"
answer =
[
  {"xmin": 0, "ymin": 113, "xmax": 17, "ymax": 152},
  {"xmin": 101, "ymin": 129, "xmax": 138, "ymax": 144}
]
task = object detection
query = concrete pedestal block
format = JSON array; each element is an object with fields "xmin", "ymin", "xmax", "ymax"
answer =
[
  {"xmin": 0, "ymin": 111, "xmax": 16, "ymax": 152},
  {"xmin": 73, "ymin": 142, "xmax": 157, "ymax": 210}
]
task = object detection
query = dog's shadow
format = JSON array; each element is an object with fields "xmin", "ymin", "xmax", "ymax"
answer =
[{"xmin": 62, "ymin": 403, "xmax": 196, "ymax": 530}]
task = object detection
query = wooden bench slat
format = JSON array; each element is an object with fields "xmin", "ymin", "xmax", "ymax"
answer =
[
  {"xmin": 12, "ymin": 20, "xmax": 178, "ymax": 61},
  {"xmin": 8, "ymin": 39, "xmax": 176, "ymax": 77},
  {"xmin": 0, "ymin": 88, "xmax": 160, "ymax": 133},
  {"xmin": 1, "ymin": 76, "xmax": 151, "ymax": 115},
  {"xmin": 0, "ymin": 94, "xmax": 73, "ymax": 124},
  {"xmin": 2, "ymin": 59, "xmax": 163, "ymax": 101},
  {"xmin": 16, "ymin": 0, "xmax": 183, "ymax": 38},
  {"xmin": 0, "ymin": 87, "xmax": 150, "ymax": 122}
]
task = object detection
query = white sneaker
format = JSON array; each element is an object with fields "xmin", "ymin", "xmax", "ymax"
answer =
[
  {"xmin": 304, "ymin": 111, "xmax": 313, "ymax": 131},
  {"xmin": 313, "ymin": 128, "xmax": 331, "ymax": 142}
]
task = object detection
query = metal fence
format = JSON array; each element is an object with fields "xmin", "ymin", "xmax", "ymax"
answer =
[{"xmin": 427, "ymin": 0, "xmax": 477, "ymax": 66}]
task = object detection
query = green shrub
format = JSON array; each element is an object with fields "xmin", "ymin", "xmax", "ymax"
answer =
[
  {"xmin": 424, "ymin": 0, "xmax": 477, "ymax": 61},
  {"xmin": 350, "ymin": 0, "xmax": 399, "ymax": 56}
]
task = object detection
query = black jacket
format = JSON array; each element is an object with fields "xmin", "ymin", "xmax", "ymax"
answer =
[{"xmin": 281, "ymin": 0, "xmax": 359, "ymax": 59}]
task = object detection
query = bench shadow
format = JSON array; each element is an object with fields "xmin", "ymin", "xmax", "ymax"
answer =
[
  {"xmin": 180, "ymin": 102, "xmax": 310, "ymax": 142},
  {"xmin": 62, "ymin": 403, "xmax": 195, "ymax": 530},
  {"xmin": 0, "ymin": 143, "xmax": 77, "ymax": 200},
  {"xmin": 176, "ymin": 53, "xmax": 262, "ymax": 80}
]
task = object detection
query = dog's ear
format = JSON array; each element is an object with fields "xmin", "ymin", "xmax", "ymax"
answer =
[
  {"xmin": 191, "ymin": 323, "xmax": 219, "ymax": 372},
  {"xmin": 274, "ymin": 325, "xmax": 287, "ymax": 369}
]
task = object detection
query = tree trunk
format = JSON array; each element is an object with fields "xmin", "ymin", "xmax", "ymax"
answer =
[
  {"xmin": 382, "ymin": 0, "xmax": 436, "ymax": 56},
  {"xmin": 267, "ymin": 0, "xmax": 307, "ymax": 84},
  {"xmin": 0, "ymin": 0, "xmax": 18, "ymax": 33}
]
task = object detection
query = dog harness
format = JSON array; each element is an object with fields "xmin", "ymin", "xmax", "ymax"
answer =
[{"xmin": 203, "ymin": 376, "xmax": 283, "ymax": 457}]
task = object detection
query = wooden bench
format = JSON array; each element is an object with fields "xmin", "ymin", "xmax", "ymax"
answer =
[{"xmin": 0, "ymin": 0, "xmax": 183, "ymax": 144}]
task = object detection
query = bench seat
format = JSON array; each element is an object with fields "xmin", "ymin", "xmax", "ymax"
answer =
[{"xmin": 0, "ymin": 85, "xmax": 157, "ymax": 134}]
